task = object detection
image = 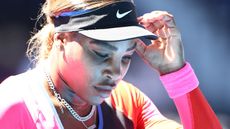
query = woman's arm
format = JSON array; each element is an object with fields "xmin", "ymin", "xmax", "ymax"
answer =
[
  {"xmin": 174, "ymin": 88, "xmax": 222, "ymax": 129},
  {"xmin": 136, "ymin": 11, "xmax": 222, "ymax": 129},
  {"xmin": 159, "ymin": 62, "xmax": 222, "ymax": 129}
]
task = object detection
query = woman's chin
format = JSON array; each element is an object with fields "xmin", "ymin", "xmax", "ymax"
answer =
[{"xmin": 88, "ymin": 96, "xmax": 108, "ymax": 105}]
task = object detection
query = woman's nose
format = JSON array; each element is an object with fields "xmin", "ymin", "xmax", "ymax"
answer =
[{"xmin": 103, "ymin": 60, "xmax": 122, "ymax": 81}]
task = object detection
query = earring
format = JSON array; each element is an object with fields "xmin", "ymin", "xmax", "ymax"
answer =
[
  {"xmin": 55, "ymin": 43, "xmax": 63, "ymax": 50},
  {"xmin": 55, "ymin": 44, "xmax": 60, "ymax": 49}
]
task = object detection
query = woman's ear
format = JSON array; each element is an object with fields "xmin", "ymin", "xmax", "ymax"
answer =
[
  {"xmin": 54, "ymin": 32, "xmax": 76, "ymax": 44},
  {"xmin": 53, "ymin": 32, "xmax": 66, "ymax": 50},
  {"xmin": 54, "ymin": 32, "xmax": 66, "ymax": 44},
  {"xmin": 53, "ymin": 32, "xmax": 80, "ymax": 50}
]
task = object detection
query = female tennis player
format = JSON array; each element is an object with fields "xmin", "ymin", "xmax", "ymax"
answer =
[{"xmin": 0, "ymin": 0, "xmax": 222, "ymax": 129}]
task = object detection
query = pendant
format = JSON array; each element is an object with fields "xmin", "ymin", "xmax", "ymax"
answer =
[{"xmin": 88, "ymin": 124, "xmax": 96, "ymax": 129}]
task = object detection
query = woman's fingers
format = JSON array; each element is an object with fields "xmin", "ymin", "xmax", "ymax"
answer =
[{"xmin": 138, "ymin": 11, "xmax": 176, "ymax": 34}]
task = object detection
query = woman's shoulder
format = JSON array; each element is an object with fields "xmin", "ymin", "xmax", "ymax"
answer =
[
  {"xmin": 0, "ymin": 69, "xmax": 39, "ymax": 109},
  {"xmin": 0, "ymin": 72, "xmax": 30, "ymax": 121},
  {"xmin": 0, "ymin": 71, "xmax": 30, "ymax": 104},
  {"xmin": 0, "ymin": 70, "xmax": 34, "ymax": 91},
  {"xmin": 0, "ymin": 70, "xmax": 38, "ymax": 128}
]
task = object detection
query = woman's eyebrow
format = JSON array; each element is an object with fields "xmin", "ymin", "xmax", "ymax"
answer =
[
  {"xmin": 89, "ymin": 40, "xmax": 136, "ymax": 51},
  {"xmin": 126, "ymin": 42, "xmax": 136, "ymax": 51},
  {"xmin": 89, "ymin": 40, "xmax": 117, "ymax": 51}
]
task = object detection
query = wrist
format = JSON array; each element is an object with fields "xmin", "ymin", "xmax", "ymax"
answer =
[
  {"xmin": 159, "ymin": 61, "xmax": 186, "ymax": 75},
  {"xmin": 159, "ymin": 62, "xmax": 199, "ymax": 98}
]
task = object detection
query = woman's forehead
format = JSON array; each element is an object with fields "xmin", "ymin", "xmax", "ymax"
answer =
[
  {"xmin": 74, "ymin": 33, "xmax": 136, "ymax": 51},
  {"xmin": 89, "ymin": 39, "xmax": 136, "ymax": 51}
]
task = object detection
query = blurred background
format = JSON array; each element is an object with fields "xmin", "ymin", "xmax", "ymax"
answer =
[{"xmin": 0, "ymin": 0, "xmax": 229, "ymax": 128}]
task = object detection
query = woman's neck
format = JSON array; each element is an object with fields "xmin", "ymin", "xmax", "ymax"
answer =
[{"xmin": 44, "ymin": 59, "xmax": 92, "ymax": 116}]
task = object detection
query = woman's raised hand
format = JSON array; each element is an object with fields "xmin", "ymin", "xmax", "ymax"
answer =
[{"xmin": 135, "ymin": 11, "xmax": 185, "ymax": 75}]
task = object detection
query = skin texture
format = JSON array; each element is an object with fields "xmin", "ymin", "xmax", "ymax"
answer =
[
  {"xmin": 43, "ymin": 11, "xmax": 222, "ymax": 129},
  {"xmin": 47, "ymin": 10, "xmax": 185, "ymax": 107},
  {"xmin": 136, "ymin": 11, "xmax": 185, "ymax": 75},
  {"xmin": 45, "ymin": 32, "xmax": 137, "ymax": 128},
  {"xmin": 135, "ymin": 11, "xmax": 222, "ymax": 129},
  {"xmin": 46, "ymin": 32, "xmax": 136, "ymax": 111},
  {"xmin": 43, "ymin": 10, "xmax": 186, "ymax": 128}
]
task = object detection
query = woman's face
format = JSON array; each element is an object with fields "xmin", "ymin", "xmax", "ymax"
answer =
[{"xmin": 56, "ymin": 33, "xmax": 136, "ymax": 105}]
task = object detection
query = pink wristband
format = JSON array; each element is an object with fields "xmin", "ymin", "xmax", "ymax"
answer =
[{"xmin": 159, "ymin": 62, "xmax": 199, "ymax": 99}]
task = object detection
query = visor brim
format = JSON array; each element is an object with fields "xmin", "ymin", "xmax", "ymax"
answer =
[{"xmin": 79, "ymin": 26, "xmax": 158, "ymax": 41}]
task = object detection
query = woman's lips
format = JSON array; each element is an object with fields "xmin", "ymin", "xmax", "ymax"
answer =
[{"xmin": 94, "ymin": 85, "xmax": 114, "ymax": 98}]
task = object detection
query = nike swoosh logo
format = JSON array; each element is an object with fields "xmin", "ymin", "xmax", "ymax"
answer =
[{"xmin": 116, "ymin": 10, "xmax": 132, "ymax": 19}]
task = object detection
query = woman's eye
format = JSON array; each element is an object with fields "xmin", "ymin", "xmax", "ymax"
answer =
[
  {"xmin": 93, "ymin": 51, "xmax": 109, "ymax": 58},
  {"xmin": 122, "ymin": 55, "xmax": 132, "ymax": 63}
]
